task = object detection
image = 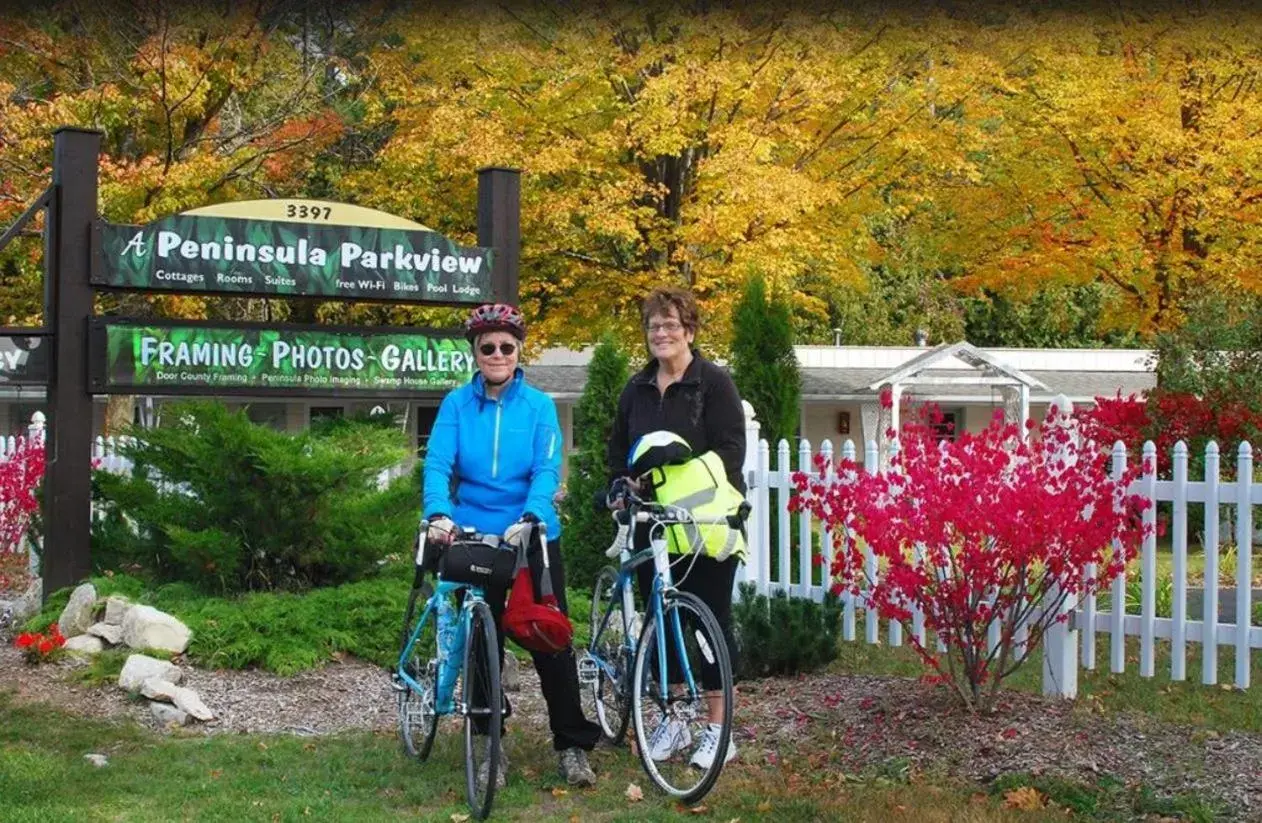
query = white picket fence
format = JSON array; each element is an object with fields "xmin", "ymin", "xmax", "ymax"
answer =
[{"xmin": 739, "ymin": 418, "xmax": 1261, "ymax": 699}]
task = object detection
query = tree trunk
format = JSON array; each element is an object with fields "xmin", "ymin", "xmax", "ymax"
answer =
[{"xmin": 104, "ymin": 395, "xmax": 134, "ymax": 436}]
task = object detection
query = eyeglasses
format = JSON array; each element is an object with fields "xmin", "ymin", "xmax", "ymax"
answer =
[
  {"xmin": 645, "ymin": 320, "xmax": 685, "ymax": 335},
  {"xmin": 478, "ymin": 342, "xmax": 518, "ymax": 357}
]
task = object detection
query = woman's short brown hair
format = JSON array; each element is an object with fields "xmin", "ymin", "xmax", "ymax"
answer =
[{"xmin": 641, "ymin": 287, "xmax": 700, "ymax": 333}]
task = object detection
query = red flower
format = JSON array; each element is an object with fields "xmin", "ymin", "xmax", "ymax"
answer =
[
  {"xmin": 36, "ymin": 639, "xmax": 54, "ymax": 656},
  {"xmin": 14, "ymin": 633, "xmax": 35, "ymax": 649},
  {"xmin": 792, "ymin": 398, "xmax": 1150, "ymax": 710}
]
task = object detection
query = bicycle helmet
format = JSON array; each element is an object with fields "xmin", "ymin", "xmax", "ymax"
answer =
[
  {"xmin": 465, "ymin": 303, "xmax": 526, "ymax": 342},
  {"xmin": 627, "ymin": 430, "xmax": 693, "ymax": 478}
]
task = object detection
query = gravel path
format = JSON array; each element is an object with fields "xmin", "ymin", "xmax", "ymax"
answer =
[{"xmin": 3, "ymin": 645, "xmax": 1260, "ymax": 818}]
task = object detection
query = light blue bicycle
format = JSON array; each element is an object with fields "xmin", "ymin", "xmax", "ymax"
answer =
[
  {"xmin": 579, "ymin": 489, "xmax": 735, "ymax": 804},
  {"xmin": 393, "ymin": 520, "xmax": 513, "ymax": 821}
]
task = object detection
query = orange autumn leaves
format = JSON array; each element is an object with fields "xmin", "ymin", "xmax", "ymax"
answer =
[{"xmin": 3, "ymin": 5, "xmax": 1262, "ymax": 343}]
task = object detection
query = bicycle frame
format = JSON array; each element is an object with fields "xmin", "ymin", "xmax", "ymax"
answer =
[
  {"xmin": 586, "ymin": 504, "xmax": 705, "ymax": 705},
  {"xmin": 396, "ymin": 579, "xmax": 488, "ymax": 716}
]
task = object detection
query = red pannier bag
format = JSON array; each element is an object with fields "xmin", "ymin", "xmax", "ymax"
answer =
[{"xmin": 502, "ymin": 526, "xmax": 573, "ymax": 654}]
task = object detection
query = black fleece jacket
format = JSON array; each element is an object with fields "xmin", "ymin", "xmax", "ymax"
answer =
[{"xmin": 606, "ymin": 349, "xmax": 747, "ymax": 493}]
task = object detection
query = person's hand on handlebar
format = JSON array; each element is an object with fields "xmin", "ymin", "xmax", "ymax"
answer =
[
  {"xmin": 606, "ymin": 476, "xmax": 642, "ymax": 510},
  {"xmin": 426, "ymin": 515, "xmax": 457, "ymax": 546},
  {"xmin": 503, "ymin": 512, "xmax": 539, "ymax": 550}
]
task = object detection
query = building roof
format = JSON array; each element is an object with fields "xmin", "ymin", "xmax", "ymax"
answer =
[
  {"xmin": 525, "ymin": 343, "xmax": 1157, "ymax": 403},
  {"xmin": 523, "ymin": 364, "xmax": 1155, "ymax": 403},
  {"xmin": 866, "ymin": 341, "xmax": 1048, "ymax": 391}
]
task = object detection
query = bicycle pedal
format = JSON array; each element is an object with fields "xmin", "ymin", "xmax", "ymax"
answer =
[
  {"xmin": 576, "ymin": 653, "xmax": 600, "ymax": 686},
  {"xmin": 390, "ymin": 673, "xmax": 407, "ymax": 692}
]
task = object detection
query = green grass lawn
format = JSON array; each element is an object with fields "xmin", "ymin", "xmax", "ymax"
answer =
[{"xmin": 0, "ymin": 691, "xmax": 1076, "ymax": 823}]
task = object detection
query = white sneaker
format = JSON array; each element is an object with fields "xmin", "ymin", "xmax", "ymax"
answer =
[
  {"xmin": 646, "ymin": 718, "xmax": 691, "ymax": 761},
  {"xmin": 689, "ymin": 724, "xmax": 736, "ymax": 770}
]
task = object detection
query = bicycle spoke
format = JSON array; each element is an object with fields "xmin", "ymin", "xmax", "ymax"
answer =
[
  {"xmin": 463, "ymin": 599, "xmax": 501, "ymax": 821},
  {"xmin": 631, "ymin": 591, "xmax": 734, "ymax": 805},
  {"xmin": 397, "ymin": 584, "xmax": 439, "ymax": 761},
  {"xmin": 584, "ymin": 566, "xmax": 633, "ymax": 744}
]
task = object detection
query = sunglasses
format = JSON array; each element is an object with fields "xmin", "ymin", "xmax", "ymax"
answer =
[{"xmin": 478, "ymin": 342, "xmax": 518, "ymax": 357}]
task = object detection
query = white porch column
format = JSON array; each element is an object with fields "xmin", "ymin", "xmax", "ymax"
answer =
[
  {"xmin": 737, "ymin": 400, "xmax": 760, "ymax": 592},
  {"xmin": 1042, "ymin": 394, "xmax": 1079, "ymax": 698},
  {"xmin": 859, "ymin": 401, "xmax": 880, "ymax": 466},
  {"xmin": 880, "ymin": 384, "xmax": 903, "ymax": 471},
  {"xmin": 1000, "ymin": 384, "xmax": 1031, "ymax": 440}
]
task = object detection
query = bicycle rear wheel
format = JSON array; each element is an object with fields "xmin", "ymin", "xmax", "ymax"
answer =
[
  {"xmin": 462, "ymin": 599, "xmax": 502, "ymax": 821},
  {"xmin": 587, "ymin": 566, "xmax": 632, "ymax": 744},
  {"xmin": 397, "ymin": 580, "xmax": 438, "ymax": 761},
  {"xmin": 631, "ymin": 590, "xmax": 734, "ymax": 805}
]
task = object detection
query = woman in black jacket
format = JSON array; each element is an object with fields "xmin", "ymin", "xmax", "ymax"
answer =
[{"xmin": 606, "ymin": 286, "xmax": 745, "ymax": 770}]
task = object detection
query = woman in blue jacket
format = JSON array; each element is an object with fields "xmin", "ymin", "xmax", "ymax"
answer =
[{"xmin": 423, "ymin": 303, "xmax": 600, "ymax": 789}]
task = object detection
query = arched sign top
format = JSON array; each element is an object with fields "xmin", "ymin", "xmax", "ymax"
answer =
[
  {"xmin": 92, "ymin": 198, "xmax": 494, "ymax": 305},
  {"xmin": 183, "ymin": 199, "xmax": 432, "ymax": 232}
]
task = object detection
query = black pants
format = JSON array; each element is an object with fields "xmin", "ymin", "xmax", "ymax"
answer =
[
  {"xmin": 635, "ymin": 547, "xmax": 740, "ymax": 691},
  {"xmin": 473, "ymin": 535, "xmax": 602, "ymax": 752}
]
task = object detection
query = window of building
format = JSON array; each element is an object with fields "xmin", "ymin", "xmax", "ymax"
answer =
[
  {"xmin": 932, "ymin": 409, "xmax": 961, "ymax": 442},
  {"xmin": 309, "ymin": 405, "xmax": 345, "ymax": 427},
  {"xmin": 244, "ymin": 402, "xmax": 289, "ymax": 431},
  {"xmin": 415, "ymin": 405, "xmax": 439, "ymax": 457}
]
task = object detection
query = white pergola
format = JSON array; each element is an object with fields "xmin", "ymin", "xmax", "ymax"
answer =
[{"xmin": 861, "ymin": 341, "xmax": 1049, "ymax": 465}]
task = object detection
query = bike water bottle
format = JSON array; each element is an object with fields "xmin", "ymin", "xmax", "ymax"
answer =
[{"xmin": 435, "ymin": 594, "xmax": 461, "ymax": 712}]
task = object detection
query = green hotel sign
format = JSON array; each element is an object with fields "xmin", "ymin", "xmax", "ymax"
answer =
[
  {"xmin": 91, "ymin": 320, "xmax": 475, "ymax": 396},
  {"xmin": 92, "ymin": 200, "xmax": 494, "ymax": 303}
]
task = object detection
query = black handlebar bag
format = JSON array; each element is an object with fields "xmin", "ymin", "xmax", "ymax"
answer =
[{"xmin": 437, "ymin": 537, "xmax": 516, "ymax": 598}]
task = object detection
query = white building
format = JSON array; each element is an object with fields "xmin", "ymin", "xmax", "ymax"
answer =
[{"xmin": 1, "ymin": 341, "xmax": 1156, "ymax": 471}]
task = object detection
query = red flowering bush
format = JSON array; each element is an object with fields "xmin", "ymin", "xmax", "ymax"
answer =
[
  {"xmin": 0, "ymin": 435, "xmax": 45, "ymax": 557},
  {"xmin": 1076, "ymin": 389, "xmax": 1262, "ymax": 477},
  {"xmin": 791, "ymin": 402, "xmax": 1151, "ymax": 710},
  {"xmin": 14, "ymin": 622, "xmax": 66, "ymax": 664}
]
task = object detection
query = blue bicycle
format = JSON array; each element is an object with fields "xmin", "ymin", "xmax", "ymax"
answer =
[
  {"xmin": 579, "ymin": 491, "xmax": 735, "ymax": 804},
  {"xmin": 394, "ymin": 521, "xmax": 513, "ymax": 821}
]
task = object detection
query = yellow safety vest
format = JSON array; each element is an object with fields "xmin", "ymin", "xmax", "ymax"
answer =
[{"xmin": 644, "ymin": 450, "xmax": 748, "ymax": 562}]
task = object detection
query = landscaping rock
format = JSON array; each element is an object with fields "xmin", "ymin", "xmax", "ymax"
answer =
[
  {"xmin": 171, "ymin": 686, "xmax": 215, "ymax": 721},
  {"xmin": 140, "ymin": 675, "xmax": 214, "ymax": 721},
  {"xmin": 121, "ymin": 604, "xmax": 191, "ymax": 654},
  {"xmin": 118, "ymin": 654, "xmax": 183, "ymax": 691},
  {"xmin": 103, "ymin": 596, "xmax": 132, "ymax": 626},
  {"xmin": 83, "ymin": 753, "xmax": 109, "ymax": 767},
  {"xmin": 0, "ymin": 578, "xmax": 42, "ymax": 641},
  {"xmin": 63, "ymin": 634, "xmax": 104, "ymax": 655},
  {"xmin": 149, "ymin": 702, "xmax": 190, "ymax": 726},
  {"xmin": 57, "ymin": 583, "xmax": 97, "ymax": 638},
  {"xmin": 140, "ymin": 677, "xmax": 182, "ymax": 702},
  {"xmin": 86, "ymin": 622, "xmax": 123, "ymax": 645}
]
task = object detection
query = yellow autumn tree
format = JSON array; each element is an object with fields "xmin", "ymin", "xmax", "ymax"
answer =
[
  {"xmin": 932, "ymin": 4, "xmax": 1262, "ymax": 333},
  {"xmin": 342, "ymin": 3, "xmax": 998, "ymax": 349},
  {"xmin": 0, "ymin": 1, "xmax": 383, "ymax": 428},
  {"xmin": 0, "ymin": 1, "xmax": 377, "ymax": 325}
]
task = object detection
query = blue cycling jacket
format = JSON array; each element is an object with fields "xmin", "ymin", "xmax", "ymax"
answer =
[{"xmin": 423, "ymin": 368, "xmax": 563, "ymax": 539}]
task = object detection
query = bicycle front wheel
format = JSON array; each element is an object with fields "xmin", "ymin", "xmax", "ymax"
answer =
[
  {"xmin": 631, "ymin": 590, "xmax": 734, "ymax": 804},
  {"xmin": 397, "ymin": 580, "xmax": 438, "ymax": 761},
  {"xmin": 462, "ymin": 599, "xmax": 502, "ymax": 821},
  {"xmin": 588, "ymin": 566, "xmax": 632, "ymax": 744}
]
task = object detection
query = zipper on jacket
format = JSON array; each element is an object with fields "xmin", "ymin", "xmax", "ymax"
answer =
[{"xmin": 491, "ymin": 399, "xmax": 503, "ymax": 478}]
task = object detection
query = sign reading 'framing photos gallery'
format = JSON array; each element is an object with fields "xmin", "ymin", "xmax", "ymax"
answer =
[
  {"xmin": 2, "ymin": 124, "xmax": 522, "ymax": 596},
  {"xmin": 90, "ymin": 319, "xmax": 475, "ymax": 396}
]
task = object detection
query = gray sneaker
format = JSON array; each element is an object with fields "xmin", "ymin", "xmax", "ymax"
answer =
[
  {"xmin": 476, "ymin": 746, "xmax": 508, "ymax": 791},
  {"xmin": 558, "ymin": 747, "xmax": 595, "ymax": 787}
]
